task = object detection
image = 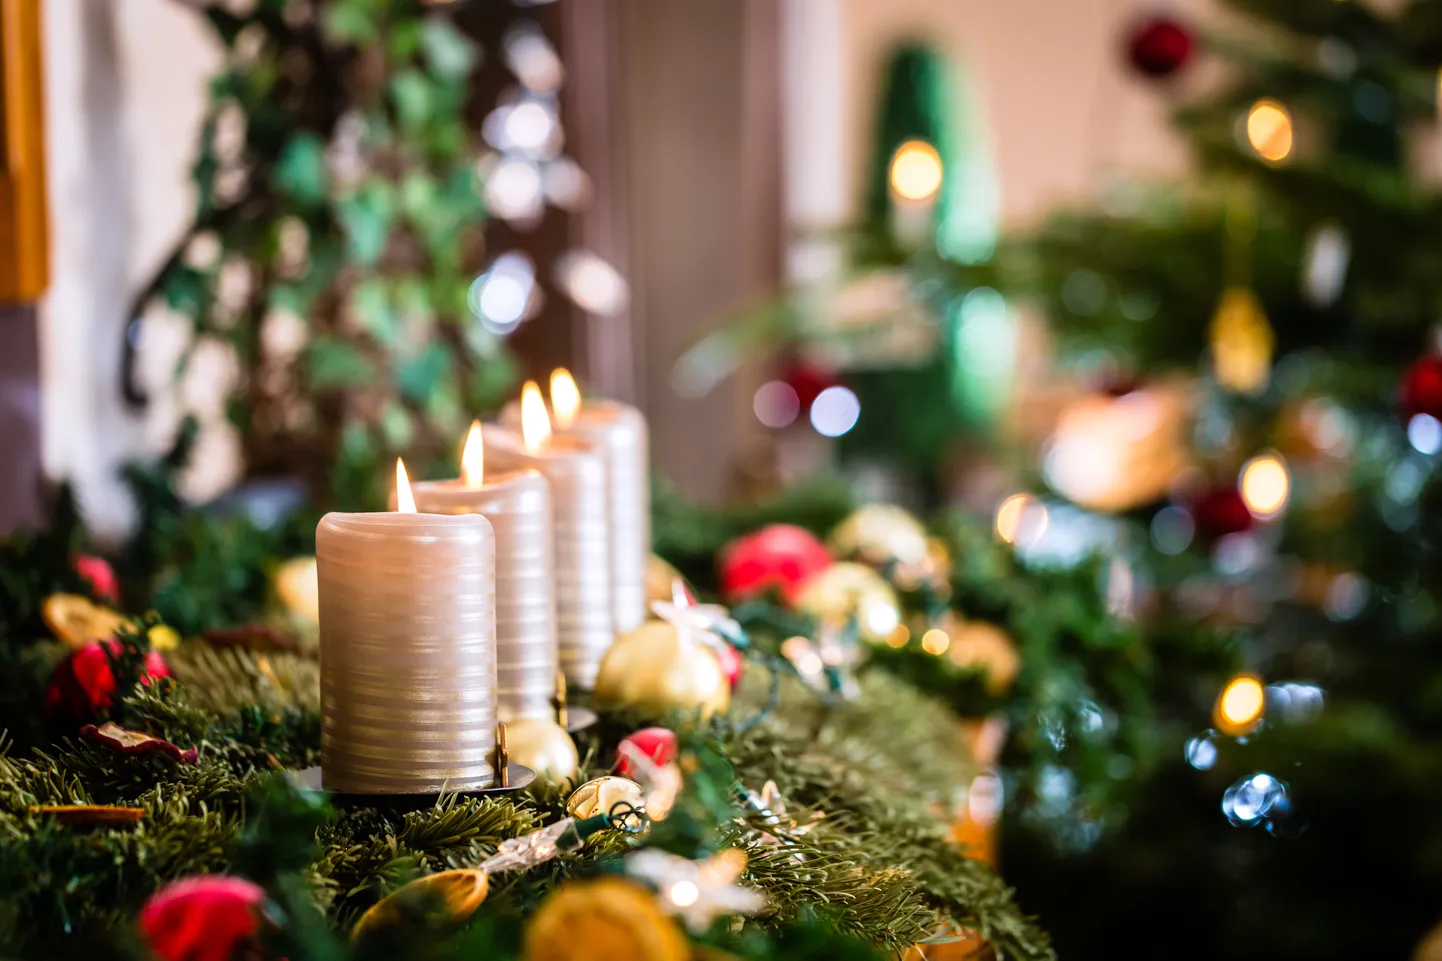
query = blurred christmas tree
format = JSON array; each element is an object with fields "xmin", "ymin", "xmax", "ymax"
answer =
[{"xmin": 933, "ymin": 1, "xmax": 1442, "ymax": 957}]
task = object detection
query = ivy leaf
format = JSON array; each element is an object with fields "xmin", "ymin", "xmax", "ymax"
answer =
[
  {"xmin": 389, "ymin": 69, "xmax": 436, "ymax": 132},
  {"xmin": 421, "ymin": 19, "xmax": 477, "ymax": 82},
  {"xmin": 306, "ymin": 338, "xmax": 376, "ymax": 390},
  {"xmin": 324, "ymin": 0, "xmax": 379, "ymax": 43},
  {"xmin": 351, "ymin": 278, "xmax": 396, "ymax": 346},
  {"xmin": 274, "ymin": 135, "xmax": 328, "ymax": 208},
  {"xmin": 163, "ymin": 267, "xmax": 209, "ymax": 317},
  {"xmin": 338, "ymin": 183, "xmax": 395, "ymax": 267},
  {"xmin": 396, "ymin": 343, "xmax": 453, "ymax": 402}
]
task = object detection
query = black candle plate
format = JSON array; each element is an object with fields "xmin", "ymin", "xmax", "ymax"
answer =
[{"xmin": 292, "ymin": 764, "xmax": 536, "ymax": 810}]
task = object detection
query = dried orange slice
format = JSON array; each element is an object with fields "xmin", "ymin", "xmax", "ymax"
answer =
[
  {"xmin": 351, "ymin": 869, "xmax": 490, "ymax": 941},
  {"xmin": 42, "ymin": 594, "xmax": 129, "ymax": 648}
]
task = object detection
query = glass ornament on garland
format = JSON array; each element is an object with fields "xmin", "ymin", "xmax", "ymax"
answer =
[{"xmin": 1123, "ymin": 11, "xmax": 1195, "ymax": 79}]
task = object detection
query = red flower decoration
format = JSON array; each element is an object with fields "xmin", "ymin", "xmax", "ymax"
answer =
[
  {"xmin": 81, "ymin": 721, "xmax": 198, "ymax": 765},
  {"xmin": 44, "ymin": 639, "xmax": 170, "ymax": 726},
  {"xmin": 719, "ymin": 524, "xmax": 832, "ymax": 604},
  {"xmin": 614, "ymin": 727, "xmax": 678, "ymax": 779},
  {"xmin": 74, "ymin": 554, "xmax": 119, "ymax": 604},
  {"xmin": 1189, "ymin": 486, "xmax": 1253, "ymax": 545},
  {"xmin": 139, "ymin": 876, "xmax": 267, "ymax": 961},
  {"xmin": 1401, "ymin": 355, "xmax": 1442, "ymax": 422},
  {"xmin": 1125, "ymin": 14, "xmax": 1194, "ymax": 79}
]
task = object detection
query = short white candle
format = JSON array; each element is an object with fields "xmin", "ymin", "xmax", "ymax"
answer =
[
  {"xmin": 407, "ymin": 423, "xmax": 558, "ymax": 722},
  {"xmin": 318, "ymin": 459, "xmax": 499, "ymax": 794}
]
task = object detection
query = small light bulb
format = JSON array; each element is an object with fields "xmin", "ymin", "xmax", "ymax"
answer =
[
  {"xmin": 1239, "ymin": 453, "xmax": 1289, "ymax": 518},
  {"xmin": 889, "ymin": 140, "xmax": 943, "ymax": 202},
  {"xmin": 1246, "ymin": 99, "xmax": 1293, "ymax": 163},
  {"xmin": 1215, "ymin": 674, "xmax": 1265, "ymax": 735}
]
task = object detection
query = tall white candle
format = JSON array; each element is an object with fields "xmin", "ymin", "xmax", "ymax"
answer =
[
  {"xmin": 502, "ymin": 369, "xmax": 650, "ymax": 634},
  {"xmin": 407, "ymin": 423, "xmax": 558, "ymax": 722},
  {"xmin": 489, "ymin": 383, "xmax": 613, "ymax": 688},
  {"xmin": 318, "ymin": 459, "xmax": 499, "ymax": 794}
]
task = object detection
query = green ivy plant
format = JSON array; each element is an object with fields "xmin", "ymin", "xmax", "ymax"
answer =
[{"xmin": 129, "ymin": 0, "xmax": 517, "ymax": 510}]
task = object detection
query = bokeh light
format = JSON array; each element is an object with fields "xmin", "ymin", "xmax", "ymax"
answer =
[
  {"xmin": 921, "ymin": 628, "xmax": 950, "ymax": 656},
  {"xmin": 484, "ymin": 157, "xmax": 545, "ymax": 222},
  {"xmin": 1409, "ymin": 413, "xmax": 1442, "ymax": 455},
  {"xmin": 753, "ymin": 381, "xmax": 800, "ymax": 429},
  {"xmin": 810, "ymin": 386, "xmax": 860, "ymax": 437},
  {"xmin": 888, "ymin": 140, "xmax": 944, "ymax": 202},
  {"xmin": 1185, "ymin": 733, "xmax": 1218, "ymax": 770},
  {"xmin": 468, "ymin": 252, "xmax": 538, "ymax": 334},
  {"xmin": 1246, "ymin": 99, "xmax": 1294, "ymax": 163},
  {"xmin": 885, "ymin": 624, "xmax": 910, "ymax": 649},
  {"xmin": 554, "ymin": 250, "xmax": 629, "ymax": 315},
  {"xmin": 1222, "ymin": 772, "xmax": 1287, "ymax": 827},
  {"xmin": 995, "ymin": 493, "xmax": 1048, "ymax": 546},
  {"xmin": 1150, "ymin": 505, "xmax": 1195, "ymax": 555},
  {"xmin": 1214, "ymin": 673, "xmax": 1265, "ymax": 735},
  {"xmin": 503, "ymin": 23, "xmax": 564, "ymax": 93},
  {"xmin": 1239, "ymin": 453, "xmax": 1290, "ymax": 518}
]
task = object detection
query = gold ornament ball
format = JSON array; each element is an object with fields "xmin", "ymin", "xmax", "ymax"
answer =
[
  {"xmin": 566, "ymin": 775, "xmax": 647, "ymax": 822},
  {"xmin": 794, "ymin": 562, "xmax": 901, "ymax": 643},
  {"xmin": 523, "ymin": 877, "xmax": 689, "ymax": 961},
  {"xmin": 273, "ymin": 556, "xmax": 320, "ymax": 624},
  {"xmin": 828, "ymin": 504, "xmax": 929, "ymax": 568},
  {"xmin": 645, "ymin": 554, "xmax": 688, "ymax": 606},
  {"xmin": 351, "ymin": 869, "xmax": 490, "ymax": 941},
  {"xmin": 594, "ymin": 620, "xmax": 730, "ymax": 717},
  {"xmin": 505, "ymin": 717, "xmax": 579, "ymax": 787},
  {"xmin": 942, "ymin": 615, "xmax": 1021, "ymax": 695}
]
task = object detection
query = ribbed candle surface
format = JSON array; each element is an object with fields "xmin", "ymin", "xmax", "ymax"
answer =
[
  {"xmin": 485, "ymin": 428, "xmax": 613, "ymax": 688},
  {"xmin": 317, "ymin": 511, "xmax": 498, "ymax": 794},
  {"xmin": 502, "ymin": 398, "xmax": 649, "ymax": 634},
  {"xmin": 408, "ymin": 470, "xmax": 558, "ymax": 721}
]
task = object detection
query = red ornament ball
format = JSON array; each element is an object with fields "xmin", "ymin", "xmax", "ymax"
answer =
[
  {"xmin": 1188, "ymin": 486, "xmax": 1253, "ymax": 544},
  {"xmin": 719, "ymin": 524, "xmax": 832, "ymax": 604},
  {"xmin": 779, "ymin": 358, "xmax": 839, "ymax": 410},
  {"xmin": 1125, "ymin": 14, "xmax": 1194, "ymax": 79},
  {"xmin": 74, "ymin": 554, "xmax": 119, "ymax": 604},
  {"xmin": 614, "ymin": 727, "xmax": 678, "ymax": 779},
  {"xmin": 139, "ymin": 875, "xmax": 267, "ymax": 961},
  {"xmin": 44, "ymin": 639, "xmax": 169, "ymax": 726},
  {"xmin": 1401, "ymin": 355, "xmax": 1442, "ymax": 422}
]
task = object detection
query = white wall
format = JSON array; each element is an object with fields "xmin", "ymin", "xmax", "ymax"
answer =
[{"xmin": 41, "ymin": 0, "xmax": 221, "ymax": 539}]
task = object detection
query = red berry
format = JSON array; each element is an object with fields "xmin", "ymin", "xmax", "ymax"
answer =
[
  {"xmin": 74, "ymin": 555, "xmax": 119, "ymax": 604},
  {"xmin": 44, "ymin": 639, "xmax": 169, "ymax": 726},
  {"xmin": 719, "ymin": 524, "xmax": 832, "ymax": 604},
  {"xmin": 1401, "ymin": 355, "xmax": 1442, "ymax": 421},
  {"xmin": 614, "ymin": 727, "xmax": 678, "ymax": 778},
  {"xmin": 1125, "ymin": 15, "xmax": 1194, "ymax": 79},
  {"xmin": 139, "ymin": 876, "xmax": 266, "ymax": 961}
]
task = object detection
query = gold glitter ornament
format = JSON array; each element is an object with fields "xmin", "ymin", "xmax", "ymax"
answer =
[
  {"xmin": 828, "ymin": 504, "xmax": 929, "ymax": 568},
  {"xmin": 794, "ymin": 562, "xmax": 901, "ymax": 643},
  {"xmin": 522, "ymin": 877, "xmax": 689, "ymax": 961},
  {"xmin": 272, "ymin": 556, "xmax": 320, "ymax": 624},
  {"xmin": 943, "ymin": 616, "xmax": 1021, "ymax": 695},
  {"xmin": 504, "ymin": 717, "xmax": 580, "ymax": 787},
  {"xmin": 351, "ymin": 869, "xmax": 490, "ymax": 941},
  {"xmin": 594, "ymin": 620, "xmax": 730, "ymax": 717},
  {"xmin": 645, "ymin": 555, "xmax": 687, "ymax": 606},
  {"xmin": 566, "ymin": 776, "xmax": 647, "ymax": 821}
]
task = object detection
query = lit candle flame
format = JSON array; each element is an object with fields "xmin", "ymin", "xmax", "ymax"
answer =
[
  {"xmin": 395, "ymin": 458, "xmax": 417, "ymax": 514},
  {"xmin": 550, "ymin": 367, "xmax": 581, "ymax": 430},
  {"xmin": 461, "ymin": 420, "xmax": 485, "ymax": 489},
  {"xmin": 520, "ymin": 379, "xmax": 552, "ymax": 454}
]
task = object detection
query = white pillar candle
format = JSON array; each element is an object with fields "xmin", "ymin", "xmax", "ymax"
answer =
[
  {"xmin": 318, "ymin": 460, "xmax": 499, "ymax": 794},
  {"xmin": 502, "ymin": 368, "xmax": 650, "ymax": 634},
  {"xmin": 406, "ymin": 423, "xmax": 558, "ymax": 722},
  {"xmin": 489, "ymin": 382, "xmax": 613, "ymax": 688}
]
